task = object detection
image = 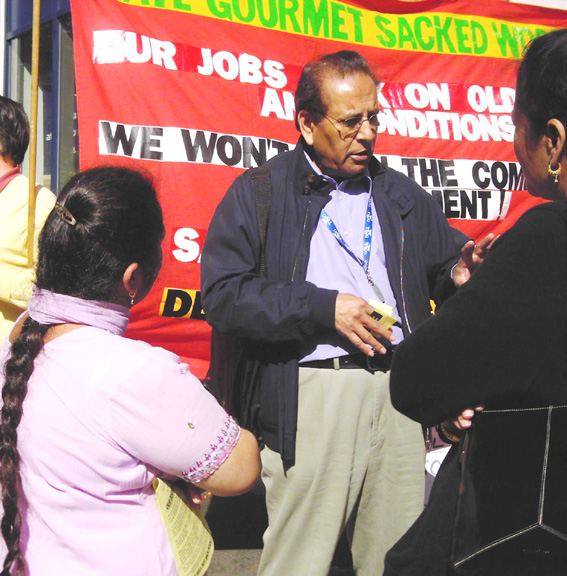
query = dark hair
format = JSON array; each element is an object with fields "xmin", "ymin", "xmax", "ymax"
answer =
[
  {"xmin": 0, "ymin": 97, "xmax": 30, "ymax": 166},
  {"xmin": 294, "ymin": 50, "xmax": 379, "ymax": 130},
  {"xmin": 516, "ymin": 29, "xmax": 567, "ymax": 143},
  {"xmin": 0, "ymin": 166, "xmax": 164, "ymax": 576},
  {"xmin": 37, "ymin": 166, "xmax": 164, "ymax": 300}
]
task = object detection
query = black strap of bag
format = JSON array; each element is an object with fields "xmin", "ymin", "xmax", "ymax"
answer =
[
  {"xmin": 450, "ymin": 404, "xmax": 567, "ymax": 575},
  {"xmin": 251, "ymin": 165, "xmax": 271, "ymax": 277},
  {"xmin": 205, "ymin": 166, "xmax": 272, "ymax": 440}
]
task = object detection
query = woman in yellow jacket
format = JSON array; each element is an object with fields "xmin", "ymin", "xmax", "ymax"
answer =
[{"xmin": 0, "ymin": 96, "xmax": 55, "ymax": 340}]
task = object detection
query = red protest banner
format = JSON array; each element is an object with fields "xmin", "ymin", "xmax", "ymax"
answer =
[{"xmin": 70, "ymin": 0, "xmax": 565, "ymax": 377}]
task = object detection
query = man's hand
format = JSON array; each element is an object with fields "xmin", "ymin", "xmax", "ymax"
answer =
[
  {"xmin": 452, "ymin": 234, "xmax": 497, "ymax": 287},
  {"xmin": 335, "ymin": 293, "xmax": 396, "ymax": 356}
]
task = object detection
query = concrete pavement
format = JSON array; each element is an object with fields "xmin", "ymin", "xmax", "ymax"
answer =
[{"xmin": 208, "ymin": 549, "xmax": 261, "ymax": 576}]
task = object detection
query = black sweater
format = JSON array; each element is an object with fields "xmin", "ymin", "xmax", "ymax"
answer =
[{"xmin": 385, "ymin": 201, "xmax": 567, "ymax": 576}]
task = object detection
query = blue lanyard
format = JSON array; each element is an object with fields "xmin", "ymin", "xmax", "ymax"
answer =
[{"xmin": 320, "ymin": 194, "xmax": 385, "ymax": 302}]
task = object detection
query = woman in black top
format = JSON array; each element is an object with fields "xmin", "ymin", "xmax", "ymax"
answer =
[{"xmin": 384, "ymin": 28, "xmax": 567, "ymax": 576}]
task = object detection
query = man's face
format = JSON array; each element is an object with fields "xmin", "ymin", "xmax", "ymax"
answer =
[{"xmin": 298, "ymin": 72, "xmax": 379, "ymax": 179}]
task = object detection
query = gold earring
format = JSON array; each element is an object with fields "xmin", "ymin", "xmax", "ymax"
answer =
[
  {"xmin": 129, "ymin": 292, "xmax": 136, "ymax": 306},
  {"xmin": 548, "ymin": 163, "xmax": 562, "ymax": 183}
]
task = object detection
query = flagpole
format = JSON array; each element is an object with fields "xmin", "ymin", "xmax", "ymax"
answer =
[{"xmin": 27, "ymin": 0, "xmax": 41, "ymax": 266}]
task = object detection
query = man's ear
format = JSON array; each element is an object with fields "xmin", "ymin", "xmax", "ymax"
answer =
[
  {"xmin": 122, "ymin": 262, "xmax": 142, "ymax": 298},
  {"xmin": 297, "ymin": 110, "xmax": 315, "ymax": 146},
  {"xmin": 546, "ymin": 118, "xmax": 566, "ymax": 165}
]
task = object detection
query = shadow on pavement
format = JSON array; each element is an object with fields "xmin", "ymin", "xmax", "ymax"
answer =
[{"xmin": 206, "ymin": 481, "xmax": 268, "ymax": 549}]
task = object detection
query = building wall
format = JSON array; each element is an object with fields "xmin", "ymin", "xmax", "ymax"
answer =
[{"xmin": 0, "ymin": 0, "xmax": 5, "ymax": 91}]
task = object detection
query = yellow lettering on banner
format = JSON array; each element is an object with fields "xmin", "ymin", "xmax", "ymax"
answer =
[
  {"xmin": 160, "ymin": 288, "xmax": 206, "ymax": 319},
  {"xmin": 114, "ymin": 0, "xmax": 554, "ymax": 59}
]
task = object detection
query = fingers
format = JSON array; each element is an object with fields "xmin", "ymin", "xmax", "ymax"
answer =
[
  {"xmin": 454, "ymin": 405, "xmax": 484, "ymax": 430},
  {"xmin": 460, "ymin": 240, "xmax": 475, "ymax": 262},
  {"xmin": 456, "ymin": 409, "xmax": 475, "ymax": 430},
  {"xmin": 335, "ymin": 294, "xmax": 395, "ymax": 356},
  {"xmin": 471, "ymin": 234, "xmax": 497, "ymax": 262},
  {"xmin": 191, "ymin": 490, "xmax": 212, "ymax": 506},
  {"xmin": 475, "ymin": 233, "xmax": 496, "ymax": 252}
]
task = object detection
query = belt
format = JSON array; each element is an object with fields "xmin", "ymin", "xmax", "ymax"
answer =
[{"xmin": 299, "ymin": 350, "xmax": 394, "ymax": 373}]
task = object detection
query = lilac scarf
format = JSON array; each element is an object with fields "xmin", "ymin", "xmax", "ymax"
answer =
[{"xmin": 28, "ymin": 289, "xmax": 130, "ymax": 336}]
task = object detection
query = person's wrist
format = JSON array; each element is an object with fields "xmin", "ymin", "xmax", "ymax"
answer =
[{"xmin": 437, "ymin": 422, "xmax": 462, "ymax": 444}]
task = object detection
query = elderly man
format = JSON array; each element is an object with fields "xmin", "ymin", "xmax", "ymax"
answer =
[
  {"xmin": 0, "ymin": 96, "xmax": 55, "ymax": 340},
  {"xmin": 202, "ymin": 51, "xmax": 480, "ymax": 576}
]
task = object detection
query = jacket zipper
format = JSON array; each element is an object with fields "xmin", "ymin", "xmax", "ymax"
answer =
[
  {"xmin": 291, "ymin": 195, "xmax": 313, "ymax": 282},
  {"xmin": 399, "ymin": 225, "xmax": 412, "ymax": 334}
]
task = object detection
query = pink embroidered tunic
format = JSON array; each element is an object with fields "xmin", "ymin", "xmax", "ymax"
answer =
[{"xmin": 0, "ymin": 327, "xmax": 240, "ymax": 575}]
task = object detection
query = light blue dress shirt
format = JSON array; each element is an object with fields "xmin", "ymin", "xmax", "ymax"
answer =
[{"xmin": 301, "ymin": 154, "xmax": 404, "ymax": 362}]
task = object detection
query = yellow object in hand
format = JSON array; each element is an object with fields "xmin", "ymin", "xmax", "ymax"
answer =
[{"xmin": 369, "ymin": 299, "xmax": 398, "ymax": 330}]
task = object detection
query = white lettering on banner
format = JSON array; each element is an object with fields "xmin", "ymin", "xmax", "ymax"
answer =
[
  {"xmin": 197, "ymin": 48, "xmax": 288, "ymax": 88},
  {"xmin": 467, "ymin": 86, "xmax": 515, "ymax": 113},
  {"xmin": 377, "ymin": 82, "xmax": 516, "ymax": 143},
  {"xmin": 380, "ymin": 154, "xmax": 524, "ymax": 221},
  {"xmin": 172, "ymin": 228, "xmax": 202, "ymax": 263},
  {"xmin": 260, "ymin": 88, "xmax": 295, "ymax": 120},
  {"xmin": 98, "ymin": 120, "xmax": 291, "ymax": 168},
  {"xmin": 378, "ymin": 109, "xmax": 514, "ymax": 142},
  {"xmin": 93, "ymin": 30, "xmax": 177, "ymax": 70},
  {"xmin": 404, "ymin": 83, "xmax": 451, "ymax": 111}
]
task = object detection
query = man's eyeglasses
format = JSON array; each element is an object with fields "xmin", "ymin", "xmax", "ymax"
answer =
[{"xmin": 324, "ymin": 111, "xmax": 381, "ymax": 140}]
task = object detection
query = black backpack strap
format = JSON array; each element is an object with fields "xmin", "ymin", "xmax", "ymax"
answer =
[{"xmin": 249, "ymin": 165, "xmax": 272, "ymax": 278}]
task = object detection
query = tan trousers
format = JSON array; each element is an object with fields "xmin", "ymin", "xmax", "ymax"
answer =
[{"xmin": 257, "ymin": 367, "xmax": 425, "ymax": 576}]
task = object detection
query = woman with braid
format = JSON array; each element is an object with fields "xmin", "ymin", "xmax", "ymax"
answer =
[{"xmin": 0, "ymin": 166, "xmax": 260, "ymax": 576}]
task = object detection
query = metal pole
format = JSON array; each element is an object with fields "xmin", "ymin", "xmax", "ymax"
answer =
[{"xmin": 27, "ymin": 0, "xmax": 41, "ymax": 266}]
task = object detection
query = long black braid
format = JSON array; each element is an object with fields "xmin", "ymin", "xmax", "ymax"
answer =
[{"xmin": 0, "ymin": 318, "xmax": 50, "ymax": 576}]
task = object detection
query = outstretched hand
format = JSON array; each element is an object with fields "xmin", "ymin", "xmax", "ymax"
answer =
[
  {"xmin": 452, "ymin": 233, "xmax": 497, "ymax": 287},
  {"xmin": 335, "ymin": 293, "xmax": 396, "ymax": 356}
]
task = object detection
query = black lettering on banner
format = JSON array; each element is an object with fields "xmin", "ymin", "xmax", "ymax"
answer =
[
  {"xmin": 400, "ymin": 157, "xmax": 458, "ymax": 187},
  {"xmin": 101, "ymin": 121, "xmax": 139, "ymax": 156},
  {"xmin": 160, "ymin": 288, "xmax": 206, "ymax": 320},
  {"xmin": 216, "ymin": 135, "xmax": 241, "ymax": 166},
  {"xmin": 431, "ymin": 189, "xmax": 494, "ymax": 219},
  {"xmin": 181, "ymin": 130, "xmax": 218, "ymax": 163},
  {"xmin": 100, "ymin": 122, "xmax": 163, "ymax": 159},
  {"xmin": 507, "ymin": 163, "xmax": 524, "ymax": 190},
  {"xmin": 181, "ymin": 130, "xmax": 289, "ymax": 166},
  {"xmin": 443, "ymin": 189, "xmax": 459, "ymax": 218},
  {"xmin": 140, "ymin": 127, "xmax": 163, "ymax": 160},
  {"xmin": 243, "ymin": 137, "xmax": 267, "ymax": 168},
  {"xmin": 472, "ymin": 161, "xmax": 491, "ymax": 189},
  {"xmin": 99, "ymin": 121, "xmax": 291, "ymax": 167},
  {"xmin": 472, "ymin": 160, "xmax": 525, "ymax": 191}
]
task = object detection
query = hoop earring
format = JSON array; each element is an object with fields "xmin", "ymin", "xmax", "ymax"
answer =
[
  {"xmin": 548, "ymin": 163, "xmax": 562, "ymax": 183},
  {"xmin": 129, "ymin": 292, "xmax": 136, "ymax": 306}
]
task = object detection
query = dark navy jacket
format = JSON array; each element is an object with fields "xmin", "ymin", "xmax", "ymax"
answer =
[{"xmin": 202, "ymin": 138, "xmax": 464, "ymax": 467}]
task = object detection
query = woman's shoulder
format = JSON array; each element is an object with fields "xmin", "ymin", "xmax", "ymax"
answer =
[
  {"xmin": 497, "ymin": 200, "xmax": 566, "ymax": 251},
  {"xmin": 54, "ymin": 327, "xmax": 184, "ymax": 375},
  {"xmin": 517, "ymin": 200, "xmax": 566, "ymax": 227}
]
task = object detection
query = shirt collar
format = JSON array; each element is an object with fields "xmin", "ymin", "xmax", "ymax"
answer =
[{"xmin": 303, "ymin": 151, "xmax": 371, "ymax": 194}]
